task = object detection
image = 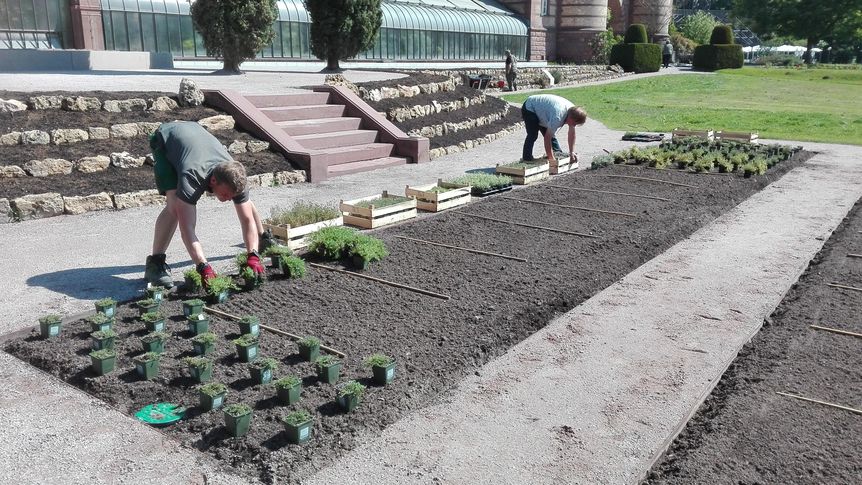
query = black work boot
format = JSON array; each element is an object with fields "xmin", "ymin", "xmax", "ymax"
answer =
[
  {"xmin": 258, "ymin": 228, "xmax": 276, "ymax": 254},
  {"xmin": 145, "ymin": 253, "xmax": 174, "ymax": 288}
]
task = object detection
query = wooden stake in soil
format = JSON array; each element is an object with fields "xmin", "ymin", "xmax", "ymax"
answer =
[
  {"xmin": 776, "ymin": 392, "xmax": 862, "ymax": 416},
  {"xmin": 203, "ymin": 306, "xmax": 347, "ymax": 358},
  {"xmin": 394, "ymin": 235, "xmax": 527, "ymax": 262},
  {"xmin": 810, "ymin": 324, "xmax": 862, "ymax": 339},
  {"xmin": 453, "ymin": 211, "xmax": 599, "ymax": 238},
  {"xmin": 500, "ymin": 196, "xmax": 637, "ymax": 218},
  {"xmin": 847, "ymin": 254, "xmax": 862, "ymax": 259},
  {"xmin": 826, "ymin": 282, "xmax": 862, "ymax": 293},
  {"xmin": 544, "ymin": 185, "xmax": 670, "ymax": 202},
  {"xmin": 308, "ymin": 263, "xmax": 451, "ymax": 300},
  {"xmin": 599, "ymin": 174, "xmax": 699, "ymax": 189}
]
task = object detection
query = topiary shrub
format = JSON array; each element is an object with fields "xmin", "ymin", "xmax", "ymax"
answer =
[
  {"xmin": 624, "ymin": 24, "xmax": 648, "ymax": 44},
  {"xmin": 693, "ymin": 44, "xmax": 744, "ymax": 71},
  {"xmin": 610, "ymin": 43, "xmax": 661, "ymax": 73},
  {"xmin": 709, "ymin": 25, "xmax": 734, "ymax": 45}
]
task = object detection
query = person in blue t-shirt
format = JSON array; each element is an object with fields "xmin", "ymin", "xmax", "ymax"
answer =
[{"xmin": 521, "ymin": 94, "xmax": 587, "ymax": 167}]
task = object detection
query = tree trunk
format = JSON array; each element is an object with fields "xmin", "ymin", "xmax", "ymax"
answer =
[
  {"xmin": 804, "ymin": 38, "xmax": 815, "ymax": 65},
  {"xmin": 222, "ymin": 53, "xmax": 244, "ymax": 74},
  {"xmin": 326, "ymin": 56, "xmax": 341, "ymax": 72}
]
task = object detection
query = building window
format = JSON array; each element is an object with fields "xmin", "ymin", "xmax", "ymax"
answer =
[{"xmin": 541, "ymin": 0, "xmax": 549, "ymax": 16}]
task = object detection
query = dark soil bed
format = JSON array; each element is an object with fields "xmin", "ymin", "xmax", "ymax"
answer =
[
  {"xmin": 351, "ymin": 71, "xmax": 450, "ymax": 92},
  {"xmin": 5, "ymin": 150, "xmax": 812, "ymax": 484},
  {"xmin": 427, "ymin": 107, "xmax": 522, "ymax": 150},
  {"xmin": 364, "ymin": 84, "xmax": 480, "ymax": 114},
  {"xmin": 391, "ymin": 95, "xmax": 509, "ymax": 136},
  {"xmin": 644, "ymin": 191, "xmax": 862, "ymax": 484}
]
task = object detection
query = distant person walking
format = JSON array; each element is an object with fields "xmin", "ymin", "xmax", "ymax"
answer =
[
  {"xmin": 662, "ymin": 40, "xmax": 674, "ymax": 68},
  {"xmin": 521, "ymin": 94, "xmax": 587, "ymax": 167},
  {"xmin": 504, "ymin": 49, "xmax": 518, "ymax": 91}
]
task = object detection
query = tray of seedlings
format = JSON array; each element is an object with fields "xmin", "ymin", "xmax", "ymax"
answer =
[{"xmin": 340, "ymin": 191, "xmax": 417, "ymax": 229}]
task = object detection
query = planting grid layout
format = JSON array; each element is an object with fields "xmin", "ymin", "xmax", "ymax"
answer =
[
  {"xmin": 5, "ymin": 150, "xmax": 812, "ymax": 483},
  {"xmin": 645, "ymin": 195, "xmax": 862, "ymax": 484}
]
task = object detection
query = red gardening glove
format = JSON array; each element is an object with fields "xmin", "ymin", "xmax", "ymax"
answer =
[
  {"xmin": 247, "ymin": 252, "xmax": 265, "ymax": 276},
  {"xmin": 197, "ymin": 262, "xmax": 217, "ymax": 286}
]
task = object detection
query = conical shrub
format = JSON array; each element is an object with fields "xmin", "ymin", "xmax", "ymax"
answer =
[
  {"xmin": 709, "ymin": 25, "xmax": 734, "ymax": 45},
  {"xmin": 624, "ymin": 24, "xmax": 648, "ymax": 44}
]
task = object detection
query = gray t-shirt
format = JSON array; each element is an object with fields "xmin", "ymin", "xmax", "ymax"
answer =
[
  {"xmin": 151, "ymin": 121, "xmax": 249, "ymax": 205},
  {"xmin": 523, "ymin": 94, "xmax": 574, "ymax": 134}
]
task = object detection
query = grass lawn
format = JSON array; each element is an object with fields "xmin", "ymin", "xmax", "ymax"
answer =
[{"xmin": 502, "ymin": 67, "xmax": 862, "ymax": 145}]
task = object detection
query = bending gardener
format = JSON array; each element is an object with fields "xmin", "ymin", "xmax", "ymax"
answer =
[{"xmin": 521, "ymin": 94, "xmax": 587, "ymax": 167}]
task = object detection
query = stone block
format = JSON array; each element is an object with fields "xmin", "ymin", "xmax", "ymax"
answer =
[
  {"xmin": 110, "ymin": 152, "xmax": 145, "ymax": 169},
  {"xmin": 198, "ymin": 115, "xmax": 235, "ymax": 131},
  {"xmin": 228, "ymin": 140, "xmax": 247, "ymax": 154},
  {"xmin": 246, "ymin": 140, "xmax": 269, "ymax": 153},
  {"xmin": 102, "ymin": 98, "xmax": 147, "ymax": 112},
  {"xmin": 11, "ymin": 193, "xmax": 64, "ymax": 220},
  {"xmin": 51, "ymin": 128, "xmax": 89, "ymax": 145},
  {"xmin": 273, "ymin": 170, "xmax": 306, "ymax": 185},
  {"xmin": 63, "ymin": 192, "xmax": 114, "ymax": 215},
  {"xmin": 110, "ymin": 123, "xmax": 140, "ymax": 138},
  {"xmin": 257, "ymin": 172, "xmax": 274, "ymax": 187},
  {"xmin": 23, "ymin": 158, "xmax": 73, "ymax": 177},
  {"xmin": 0, "ymin": 165, "xmax": 26, "ymax": 178},
  {"xmin": 88, "ymin": 127, "xmax": 110, "ymax": 140},
  {"xmin": 75, "ymin": 155, "xmax": 111, "ymax": 173},
  {"xmin": 62, "ymin": 96, "xmax": 101, "ymax": 111},
  {"xmin": 178, "ymin": 78, "xmax": 204, "ymax": 107},
  {"xmin": 113, "ymin": 189, "xmax": 165, "ymax": 209},
  {"xmin": 0, "ymin": 198, "xmax": 10, "ymax": 223},
  {"xmin": 148, "ymin": 96, "xmax": 178, "ymax": 111},
  {"xmin": 136, "ymin": 122, "xmax": 162, "ymax": 136},
  {"xmin": 28, "ymin": 95, "xmax": 62, "ymax": 110},
  {"xmin": 0, "ymin": 131, "xmax": 21, "ymax": 145},
  {"xmin": 21, "ymin": 130, "xmax": 50, "ymax": 145},
  {"xmin": 0, "ymin": 99, "xmax": 27, "ymax": 113}
]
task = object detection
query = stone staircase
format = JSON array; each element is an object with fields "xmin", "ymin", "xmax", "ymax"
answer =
[{"xmin": 205, "ymin": 88, "xmax": 429, "ymax": 182}]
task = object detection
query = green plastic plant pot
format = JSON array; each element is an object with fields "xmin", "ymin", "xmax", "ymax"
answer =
[
  {"xmin": 187, "ymin": 316, "xmax": 209, "ymax": 336},
  {"xmin": 199, "ymin": 390, "xmax": 226, "ymax": 411},
  {"xmin": 91, "ymin": 336, "xmax": 115, "ymax": 351},
  {"xmin": 182, "ymin": 299, "xmax": 204, "ymax": 318},
  {"xmin": 372, "ymin": 361, "xmax": 397, "ymax": 386},
  {"xmin": 138, "ymin": 301, "xmax": 159, "ymax": 316},
  {"xmin": 136, "ymin": 359, "xmax": 159, "ymax": 380},
  {"xmin": 146, "ymin": 287, "xmax": 165, "ymax": 303},
  {"xmin": 91, "ymin": 355, "xmax": 116, "ymax": 376},
  {"xmin": 250, "ymin": 366, "xmax": 273, "ymax": 385},
  {"xmin": 235, "ymin": 342, "xmax": 259, "ymax": 363},
  {"xmin": 144, "ymin": 318, "xmax": 166, "ymax": 333},
  {"xmin": 351, "ymin": 254, "xmax": 370, "ymax": 271},
  {"xmin": 224, "ymin": 410, "xmax": 252, "ymax": 438},
  {"xmin": 190, "ymin": 365, "xmax": 213, "ymax": 384},
  {"xmin": 95, "ymin": 302, "xmax": 116, "ymax": 319},
  {"xmin": 238, "ymin": 317, "xmax": 260, "ymax": 337},
  {"xmin": 337, "ymin": 394, "xmax": 359, "ymax": 412},
  {"xmin": 142, "ymin": 339, "xmax": 165, "ymax": 354},
  {"xmin": 284, "ymin": 420, "xmax": 313, "ymax": 444},
  {"xmin": 276, "ymin": 384, "xmax": 302, "ymax": 405},
  {"xmin": 207, "ymin": 290, "xmax": 229, "ymax": 305},
  {"xmin": 89, "ymin": 320, "xmax": 113, "ymax": 333},
  {"xmin": 241, "ymin": 278, "xmax": 260, "ymax": 291},
  {"xmin": 317, "ymin": 362, "xmax": 342, "ymax": 385},
  {"xmin": 39, "ymin": 321, "xmax": 61, "ymax": 339},
  {"xmin": 298, "ymin": 343, "xmax": 320, "ymax": 362},
  {"xmin": 193, "ymin": 341, "xmax": 215, "ymax": 356}
]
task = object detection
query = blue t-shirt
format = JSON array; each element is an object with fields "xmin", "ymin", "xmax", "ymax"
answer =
[{"xmin": 524, "ymin": 94, "xmax": 574, "ymax": 134}]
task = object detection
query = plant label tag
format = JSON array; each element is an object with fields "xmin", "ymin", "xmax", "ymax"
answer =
[
  {"xmin": 386, "ymin": 368, "xmax": 394, "ymax": 380},
  {"xmin": 153, "ymin": 293, "xmax": 162, "ymax": 302},
  {"xmin": 100, "ymin": 323, "xmax": 110, "ymax": 332},
  {"xmin": 197, "ymin": 314, "xmax": 205, "ymax": 321},
  {"xmin": 212, "ymin": 395, "xmax": 223, "ymax": 408},
  {"xmin": 155, "ymin": 322, "xmax": 164, "ymax": 332},
  {"xmin": 49, "ymin": 325, "xmax": 59, "ymax": 336},
  {"xmin": 299, "ymin": 427, "xmax": 309, "ymax": 440},
  {"xmin": 251, "ymin": 324, "xmax": 259, "ymax": 335},
  {"xmin": 104, "ymin": 307, "xmax": 114, "ymax": 318},
  {"xmin": 248, "ymin": 347, "xmax": 257, "ymax": 359},
  {"xmin": 263, "ymin": 369, "xmax": 271, "ymax": 382}
]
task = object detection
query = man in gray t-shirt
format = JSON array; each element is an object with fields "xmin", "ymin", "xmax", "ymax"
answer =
[
  {"xmin": 145, "ymin": 121, "xmax": 269, "ymax": 288},
  {"xmin": 521, "ymin": 94, "xmax": 587, "ymax": 165}
]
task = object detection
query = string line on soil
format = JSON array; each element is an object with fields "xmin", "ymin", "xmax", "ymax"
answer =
[
  {"xmin": 394, "ymin": 235, "xmax": 527, "ymax": 262},
  {"xmin": 614, "ymin": 164, "xmax": 736, "ymax": 177},
  {"xmin": 810, "ymin": 324, "xmax": 862, "ymax": 339},
  {"xmin": 203, "ymin": 306, "xmax": 347, "ymax": 357},
  {"xmin": 544, "ymin": 185, "xmax": 670, "ymax": 202},
  {"xmin": 453, "ymin": 211, "xmax": 599, "ymax": 238},
  {"xmin": 500, "ymin": 196, "xmax": 637, "ymax": 218},
  {"xmin": 598, "ymin": 174, "xmax": 699, "ymax": 189},
  {"xmin": 776, "ymin": 392, "xmax": 862, "ymax": 416},
  {"xmin": 846, "ymin": 254, "xmax": 862, "ymax": 259},
  {"xmin": 826, "ymin": 282, "xmax": 862, "ymax": 292},
  {"xmin": 307, "ymin": 263, "xmax": 451, "ymax": 300}
]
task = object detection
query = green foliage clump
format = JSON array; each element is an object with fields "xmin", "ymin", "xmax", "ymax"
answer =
[
  {"xmin": 250, "ymin": 357, "xmax": 279, "ymax": 370},
  {"xmin": 266, "ymin": 202, "xmax": 340, "ymax": 227},
  {"xmin": 90, "ymin": 349, "xmax": 116, "ymax": 360},
  {"xmin": 137, "ymin": 352, "xmax": 160, "ymax": 363},
  {"xmin": 610, "ymin": 43, "xmax": 661, "ymax": 73},
  {"xmin": 353, "ymin": 195, "xmax": 411, "ymax": 209},
  {"xmin": 199, "ymin": 382, "xmax": 228, "ymax": 397},
  {"xmin": 87, "ymin": 313, "xmax": 111, "ymax": 326},
  {"xmin": 95, "ymin": 298, "xmax": 116, "ymax": 307},
  {"xmin": 263, "ymin": 245, "xmax": 292, "ymax": 259},
  {"xmin": 679, "ymin": 11, "xmax": 719, "ymax": 45},
  {"xmin": 274, "ymin": 376, "xmax": 302, "ymax": 389},
  {"xmin": 92, "ymin": 329, "xmax": 117, "ymax": 339},
  {"xmin": 223, "ymin": 403, "xmax": 252, "ymax": 417},
  {"xmin": 692, "ymin": 158, "xmax": 714, "ymax": 173},
  {"xmin": 279, "ymin": 255, "xmax": 307, "ymax": 279},
  {"xmin": 298, "ymin": 336, "xmax": 321, "ymax": 348},
  {"xmin": 140, "ymin": 311, "xmax": 164, "ymax": 323},
  {"xmin": 363, "ymin": 353, "xmax": 393, "ymax": 368},
  {"xmin": 693, "ymin": 44, "xmax": 743, "ymax": 71},
  {"xmin": 315, "ymin": 355, "xmax": 340, "ymax": 370},
  {"xmin": 206, "ymin": 275, "xmax": 236, "ymax": 296},
  {"xmin": 183, "ymin": 356, "xmax": 212, "ymax": 369},
  {"xmin": 591, "ymin": 154, "xmax": 614, "ymax": 169},
  {"xmin": 232, "ymin": 333, "xmax": 258, "ymax": 346},
  {"xmin": 348, "ymin": 234, "xmax": 388, "ymax": 268},
  {"xmin": 450, "ymin": 173, "xmax": 513, "ymax": 192},
  {"xmin": 142, "ymin": 331, "xmax": 169, "ymax": 343},
  {"xmin": 710, "ymin": 25, "xmax": 734, "ymax": 45},
  {"xmin": 307, "ymin": 226, "xmax": 358, "ymax": 260},
  {"xmin": 193, "ymin": 332, "xmax": 218, "ymax": 345},
  {"xmin": 338, "ymin": 380, "xmax": 366, "ymax": 399},
  {"xmin": 183, "ymin": 269, "xmax": 202, "ymax": 288},
  {"xmin": 307, "ymin": 0, "xmax": 382, "ymax": 71},
  {"xmin": 624, "ymin": 24, "xmax": 648, "ymax": 44},
  {"xmin": 190, "ymin": 0, "xmax": 278, "ymax": 73},
  {"xmin": 283, "ymin": 409, "xmax": 312, "ymax": 426}
]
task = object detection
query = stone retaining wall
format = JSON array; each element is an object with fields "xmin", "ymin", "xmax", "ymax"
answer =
[
  {"xmin": 428, "ymin": 121, "xmax": 525, "ymax": 160},
  {"xmin": 385, "ymin": 94, "xmax": 486, "ymax": 122},
  {"xmin": 0, "ymin": 95, "xmax": 180, "ymax": 113},
  {"xmin": 407, "ymin": 106, "xmax": 510, "ymax": 138}
]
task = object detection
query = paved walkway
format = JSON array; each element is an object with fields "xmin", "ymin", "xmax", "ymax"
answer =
[{"xmin": 1, "ymin": 67, "xmax": 860, "ymax": 484}]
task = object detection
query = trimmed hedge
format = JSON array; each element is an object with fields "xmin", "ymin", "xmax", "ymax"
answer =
[
  {"xmin": 610, "ymin": 43, "xmax": 661, "ymax": 73},
  {"xmin": 709, "ymin": 25, "xmax": 734, "ymax": 45},
  {"xmin": 624, "ymin": 24, "xmax": 648, "ymax": 44},
  {"xmin": 692, "ymin": 44, "xmax": 744, "ymax": 71}
]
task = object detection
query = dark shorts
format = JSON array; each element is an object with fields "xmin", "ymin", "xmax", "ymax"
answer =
[{"xmin": 150, "ymin": 133, "xmax": 176, "ymax": 195}]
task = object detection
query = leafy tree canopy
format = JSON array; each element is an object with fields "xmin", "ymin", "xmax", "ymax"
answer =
[
  {"xmin": 190, "ymin": 0, "xmax": 277, "ymax": 73},
  {"xmin": 307, "ymin": 0, "xmax": 383, "ymax": 71},
  {"xmin": 679, "ymin": 10, "xmax": 720, "ymax": 45}
]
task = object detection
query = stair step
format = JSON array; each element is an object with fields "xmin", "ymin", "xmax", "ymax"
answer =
[
  {"xmin": 245, "ymin": 92, "xmax": 330, "ymax": 108},
  {"xmin": 318, "ymin": 143, "xmax": 395, "ymax": 165},
  {"xmin": 260, "ymin": 104, "xmax": 346, "ymax": 122},
  {"xmin": 294, "ymin": 129, "xmax": 378, "ymax": 150},
  {"xmin": 277, "ymin": 117, "xmax": 363, "ymax": 136},
  {"xmin": 327, "ymin": 156, "xmax": 409, "ymax": 176}
]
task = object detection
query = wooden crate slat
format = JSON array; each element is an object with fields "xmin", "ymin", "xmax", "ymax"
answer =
[
  {"xmin": 343, "ymin": 208, "xmax": 417, "ymax": 229},
  {"xmin": 511, "ymin": 170, "xmax": 550, "ymax": 185},
  {"xmin": 496, "ymin": 162, "xmax": 550, "ymax": 178},
  {"xmin": 263, "ymin": 217, "xmax": 344, "ymax": 250},
  {"xmin": 340, "ymin": 194, "xmax": 417, "ymax": 219},
  {"xmin": 549, "ymin": 160, "xmax": 573, "ymax": 175},
  {"xmin": 415, "ymin": 192, "xmax": 471, "ymax": 212}
]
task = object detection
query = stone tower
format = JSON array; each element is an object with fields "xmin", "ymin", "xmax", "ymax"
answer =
[{"xmin": 495, "ymin": 0, "xmax": 672, "ymax": 62}]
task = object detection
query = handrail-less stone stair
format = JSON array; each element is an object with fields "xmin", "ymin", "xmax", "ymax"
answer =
[{"xmin": 204, "ymin": 86, "xmax": 429, "ymax": 182}]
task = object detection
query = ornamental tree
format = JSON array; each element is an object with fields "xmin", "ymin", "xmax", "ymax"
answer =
[
  {"xmin": 190, "ymin": 0, "xmax": 278, "ymax": 74},
  {"xmin": 307, "ymin": 0, "xmax": 383, "ymax": 71}
]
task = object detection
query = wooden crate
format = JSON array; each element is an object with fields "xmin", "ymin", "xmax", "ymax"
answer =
[
  {"xmin": 495, "ymin": 162, "xmax": 550, "ymax": 185},
  {"xmin": 672, "ymin": 128, "xmax": 714, "ymax": 141},
  {"xmin": 405, "ymin": 180, "xmax": 472, "ymax": 212},
  {"xmin": 340, "ymin": 191, "xmax": 417, "ymax": 229},
  {"xmin": 262, "ymin": 216, "xmax": 344, "ymax": 250},
  {"xmin": 549, "ymin": 158, "xmax": 573, "ymax": 175},
  {"xmin": 716, "ymin": 131, "xmax": 759, "ymax": 143}
]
